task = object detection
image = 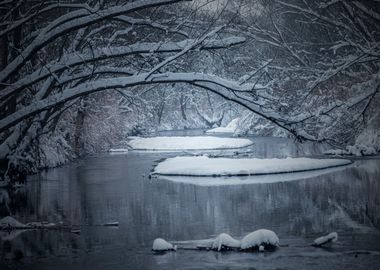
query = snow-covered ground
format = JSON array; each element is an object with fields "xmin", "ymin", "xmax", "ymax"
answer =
[
  {"xmin": 127, "ymin": 136, "xmax": 252, "ymax": 150},
  {"xmin": 206, "ymin": 118, "xmax": 239, "ymax": 134},
  {"xmin": 153, "ymin": 156, "xmax": 352, "ymax": 176}
]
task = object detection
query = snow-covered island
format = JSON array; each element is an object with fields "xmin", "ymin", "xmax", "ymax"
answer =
[
  {"xmin": 153, "ymin": 156, "xmax": 352, "ymax": 176},
  {"xmin": 127, "ymin": 136, "xmax": 253, "ymax": 151}
]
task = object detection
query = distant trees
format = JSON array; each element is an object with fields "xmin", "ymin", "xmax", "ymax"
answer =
[{"xmin": 227, "ymin": 0, "xmax": 380, "ymax": 143}]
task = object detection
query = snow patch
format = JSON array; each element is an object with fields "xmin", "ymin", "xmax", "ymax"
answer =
[
  {"xmin": 211, "ymin": 233, "xmax": 241, "ymax": 251},
  {"xmin": 206, "ymin": 118, "xmax": 239, "ymax": 134},
  {"xmin": 152, "ymin": 238, "xmax": 176, "ymax": 251},
  {"xmin": 128, "ymin": 136, "xmax": 252, "ymax": 151},
  {"xmin": 0, "ymin": 216, "xmax": 26, "ymax": 228},
  {"xmin": 156, "ymin": 164, "xmax": 352, "ymax": 186},
  {"xmin": 109, "ymin": 148, "xmax": 129, "ymax": 153},
  {"xmin": 240, "ymin": 229, "xmax": 279, "ymax": 250},
  {"xmin": 153, "ymin": 156, "xmax": 352, "ymax": 176},
  {"xmin": 313, "ymin": 232, "xmax": 338, "ymax": 247}
]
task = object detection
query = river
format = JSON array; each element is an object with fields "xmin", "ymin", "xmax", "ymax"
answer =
[{"xmin": 1, "ymin": 135, "xmax": 380, "ymax": 269}]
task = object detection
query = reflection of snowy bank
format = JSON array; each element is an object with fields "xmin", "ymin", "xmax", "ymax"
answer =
[
  {"xmin": 127, "ymin": 136, "xmax": 253, "ymax": 150},
  {"xmin": 153, "ymin": 156, "xmax": 352, "ymax": 177}
]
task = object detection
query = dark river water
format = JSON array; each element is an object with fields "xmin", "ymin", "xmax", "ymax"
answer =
[{"xmin": 1, "ymin": 136, "xmax": 380, "ymax": 269}]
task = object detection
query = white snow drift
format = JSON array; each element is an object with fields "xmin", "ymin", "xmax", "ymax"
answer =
[
  {"xmin": 206, "ymin": 118, "xmax": 239, "ymax": 134},
  {"xmin": 240, "ymin": 229, "xmax": 280, "ymax": 250},
  {"xmin": 127, "ymin": 136, "xmax": 252, "ymax": 151},
  {"xmin": 152, "ymin": 238, "xmax": 176, "ymax": 251},
  {"xmin": 109, "ymin": 148, "xmax": 129, "ymax": 153},
  {"xmin": 212, "ymin": 233, "xmax": 241, "ymax": 251},
  {"xmin": 157, "ymin": 165, "xmax": 352, "ymax": 186},
  {"xmin": 153, "ymin": 156, "xmax": 352, "ymax": 176},
  {"xmin": 152, "ymin": 229, "xmax": 279, "ymax": 252},
  {"xmin": 313, "ymin": 232, "xmax": 338, "ymax": 247}
]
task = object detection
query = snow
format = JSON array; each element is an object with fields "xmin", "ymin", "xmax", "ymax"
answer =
[
  {"xmin": 240, "ymin": 229, "xmax": 279, "ymax": 250},
  {"xmin": 0, "ymin": 216, "xmax": 26, "ymax": 228},
  {"xmin": 211, "ymin": 233, "xmax": 241, "ymax": 251},
  {"xmin": 109, "ymin": 148, "xmax": 129, "ymax": 153},
  {"xmin": 313, "ymin": 232, "xmax": 338, "ymax": 247},
  {"xmin": 206, "ymin": 118, "xmax": 239, "ymax": 134},
  {"xmin": 152, "ymin": 238, "xmax": 176, "ymax": 251},
  {"xmin": 153, "ymin": 156, "xmax": 352, "ymax": 176},
  {"xmin": 155, "ymin": 164, "xmax": 352, "ymax": 186},
  {"xmin": 127, "ymin": 136, "xmax": 253, "ymax": 151},
  {"xmin": 324, "ymin": 129, "xmax": 379, "ymax": 156}
]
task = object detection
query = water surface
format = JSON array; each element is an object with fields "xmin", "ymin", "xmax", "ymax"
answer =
[{"xmin": 0, "ymin": 136, "xmax": 379, "ymax": 269}]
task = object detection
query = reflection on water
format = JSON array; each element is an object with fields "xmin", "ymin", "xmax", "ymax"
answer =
[{"xmin": 0, "ymin": 137, "xmax": 379, "ymax": 269}]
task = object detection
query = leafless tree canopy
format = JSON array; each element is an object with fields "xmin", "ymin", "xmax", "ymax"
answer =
[{"xmin": 0, "ymin": 0, "xmax": 379, "ymax": 179}]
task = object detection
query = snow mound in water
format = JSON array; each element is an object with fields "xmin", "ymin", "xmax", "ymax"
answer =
[
  {"xmin": 211, "ymin": 233, "xmax": 241, "ymax": 251},
  {"xmin": 206, "ymin": 118, "xmax": 239, "ymax": 134},
  {"xmin": 0, "ymin": 216, "xmax": 26, "ymax": 228},
  {"xmin": 128, "ymin": 136, "xmax": 252, "ymax": 151},
  {"xmin": 154, "ymin": 156, "xmax": 352, "ymax": 176},
  {"xmin": 152, "ymin": 238, "xmax": 176, "ymax": 251},
  {"xmin": 240, "ymin": 229, "xmax": 279, "ymax": 250},
  {"xmin": 313, "ymin": 232, "xmax": 338, "ymax": 247}
]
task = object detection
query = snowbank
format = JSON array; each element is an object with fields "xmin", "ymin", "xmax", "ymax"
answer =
[
  {"xmin": 153, "ymin": 156, "xmax": 352, "ymax": 176},
  {"xmin": 154, "ymin": 229, "xmax": 280, "ymax": 252},
  {"xmin": 156, "ymin": 164, "xmax": 352, "ymax": 186},
  {"xmin": 240, "ymin": 229, "xmax": 279, "ymax": 250},
  {"xmin": 109, "ymin": 148, "xmax": 129, "ymax": 152},
  {"xmin": 212, "ymin": 233, "xmax": 241, "ymax": 251},
  {"xmin": 128, "ymin": 136, "xmax": 252, "ymax": 151},
  {"xmin": 0, "ymin": 216, "xmax": 26, "ymax": 228},
  {"xmin": 313, "ymin": 232, "xmax": 338, "ymax": 247},
  {"xmin": 206, "ymin": 118, "xmax": 239, "ymax": 134},
  {"xmin": 152, "ymin": 238, "xmax": 176, "ymax": 251}
]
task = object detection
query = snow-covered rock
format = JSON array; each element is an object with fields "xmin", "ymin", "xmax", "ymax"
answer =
[
  {"xmin": 206, "ymin": 118, "xmax": 239, "ymax": 134},
  {"xmin": 313, "ymin": 232, "xmax": 338, "ymax": 247},
  {"xmin": 240, "ymin": 229, "xmax": 279, "ymax": 250},
  {"xmin": 211, "ymin": 233, "xmax": 241, "ymax": 251},
  {"xmin": 153, "ymin": 156, "xmax": 352, "ymax": 176},
  {"xmin": 0, "ymin": 216, "xmax": 26, "ymax": 228},
  {"xmin": 152, "ymin": 238, "xmax": 176, "ymax": 251},
  {"xmin": 128, "ymin": 136, "xmax": 252, "ymax": 151}
]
